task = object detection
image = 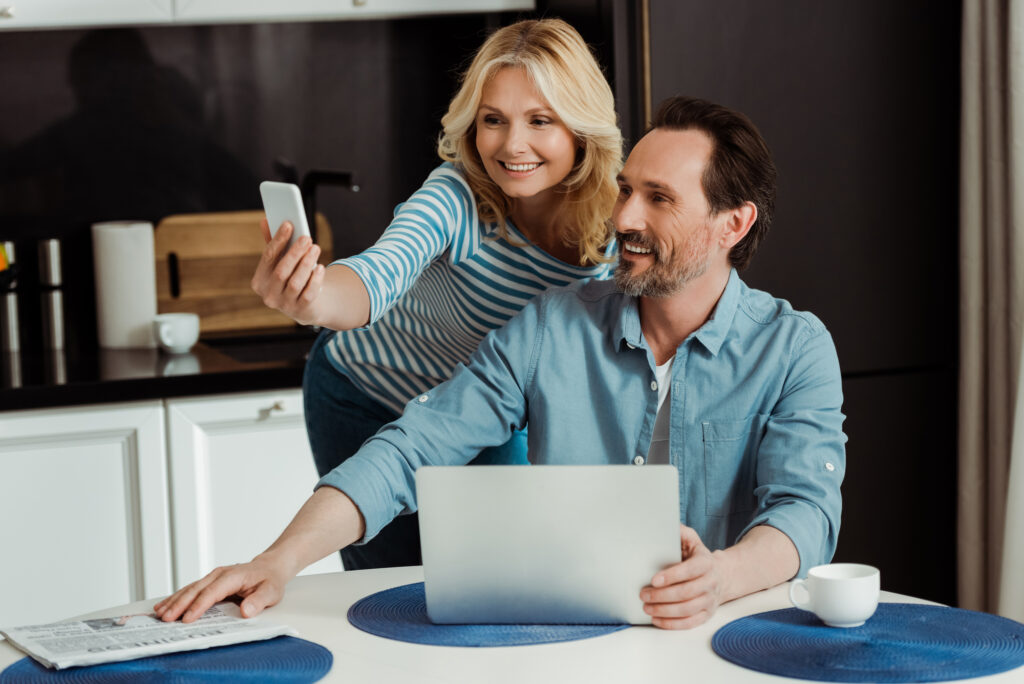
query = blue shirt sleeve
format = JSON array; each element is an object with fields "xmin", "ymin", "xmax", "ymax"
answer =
[
  {"xmin": 315, "ymin": 292, "xmax": 542, "ymax": 542},
  {"xmin": 741, "ymin": 321, "xmax": 846, "ymax": 577}
]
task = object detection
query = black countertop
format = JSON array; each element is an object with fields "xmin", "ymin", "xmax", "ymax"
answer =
[{"xmin": 0, "ymin": 328, "xmax": 318, "ymax": 412}]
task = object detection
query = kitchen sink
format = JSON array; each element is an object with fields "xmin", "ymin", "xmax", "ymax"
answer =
[{"xmin": 200, "ymin": 327, "xmax": 319, "ymax": 364}]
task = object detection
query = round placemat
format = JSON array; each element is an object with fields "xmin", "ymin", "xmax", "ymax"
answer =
[
  {"xmin": 347, "ymin": 582, "xmax": 629, "ymax": 647},
  {"xmin": 0, "ymin": 635, "xmax": 331, "ymax": 683},
  {"xmin": 712, "ymin": 603, "xmax": 1024, "ymax": 682}
]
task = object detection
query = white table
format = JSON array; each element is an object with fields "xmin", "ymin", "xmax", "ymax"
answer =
[{"xmin": 2, "ymin": 566, "xmax": 1022, "ymax": 683}]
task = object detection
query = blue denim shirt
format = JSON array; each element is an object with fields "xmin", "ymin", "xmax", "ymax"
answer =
[{"xmin": 318, "ymin": 269, "xmax": 847, "ymax": 576}]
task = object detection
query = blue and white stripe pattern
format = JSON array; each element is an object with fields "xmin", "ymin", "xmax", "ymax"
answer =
[{"xmin": 326, "ymin": 163, "xmax": 613, "ymax": 414}]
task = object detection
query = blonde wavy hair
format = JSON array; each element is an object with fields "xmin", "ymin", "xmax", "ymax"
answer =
[{"xmin": 437, "ymin": 19, "xmax": 622, "ymax": 265}]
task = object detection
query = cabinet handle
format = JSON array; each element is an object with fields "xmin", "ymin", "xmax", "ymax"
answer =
[
  {"xmin": 0, "ymin": 7, "xmax": 15, "ymax": 19},
  {"xmin": 257, "ymin": 401, "xmax": 286, "ymax": 421}
]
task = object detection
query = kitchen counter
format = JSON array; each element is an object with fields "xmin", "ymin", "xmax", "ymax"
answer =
[{"xmin": 0, "ymin": 327, "xmax": 318, "ymax": 412}]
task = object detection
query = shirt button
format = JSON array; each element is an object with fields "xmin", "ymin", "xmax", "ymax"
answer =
[
  {"xmin": 633, "ymin": 455, "xmax": 645, "ymax": 465},
  {"xmin": 417, "ymin": 394, "xmax": 429, "ymax": 403},
  {"xmin": 825, "ymin": 462, "xmax": 835, "ymax": 472},
  {"xmin": 650, "ymin": 380, "xmax": 658, "ymax": 391}
]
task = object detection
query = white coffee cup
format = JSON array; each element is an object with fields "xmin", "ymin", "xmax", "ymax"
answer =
[
  {"xmin": 789, "ymin": 563, "xmax": 880, "ymax": 628},
  {"xmin": 153, "ymin": 313, "xmax": 200, "ymax": 354}
]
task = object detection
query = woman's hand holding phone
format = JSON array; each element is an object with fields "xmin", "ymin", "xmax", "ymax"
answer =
[{"xmin": 251, "ymin": 218, "xmax": 327, "ymax": 326}]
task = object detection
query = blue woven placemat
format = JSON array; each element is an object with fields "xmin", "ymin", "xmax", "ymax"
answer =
[
  {"xmin": 712, "ymin": 603, "xmax": 1024, "ymax": 682},
  {"xmin": 0, "ymin": 635, "xmax": 331, "ymax": 683},
  {"xmin": 347, "ymin": 582, "xmax": 629, "ymax": 647}
]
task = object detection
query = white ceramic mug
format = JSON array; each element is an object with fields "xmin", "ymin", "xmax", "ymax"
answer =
[
  {"xmin": 789, "ymin": 563, "xmax": 880, "ymax": 627},
  {"xmin": 153, "ymin": 313, "xmax": 200, "ymax": 355}
]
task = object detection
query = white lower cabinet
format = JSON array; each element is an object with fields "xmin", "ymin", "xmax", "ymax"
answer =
[
  {"xmin": 0, "ymin": 402, "xmax": 173, "ymax": 627},
  {"xmin": 0, "ymin": 388, "xmax": 340, "ymax": 628},
  {"xmin": 165, "ymin": 390, "xmax": 341, "ymax": 590}
]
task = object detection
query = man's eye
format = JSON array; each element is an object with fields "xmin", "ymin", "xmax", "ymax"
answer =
[{"xmin": 652, "ymin": 194, "xmax": 668, "ymax": 203}]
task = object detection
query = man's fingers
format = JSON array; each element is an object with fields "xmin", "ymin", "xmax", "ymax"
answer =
[
  {"xmin": 651, "ymin": 553, "xmax": 713, "ymax": 589},
  {"xmin": 239, "ymin": 582, "xmax": 283, "ymax": 618},
  {"xmin": 651, "ymin": 611, "xmax": 711, "ymax": 630},
  {"xmin": 679, "ymin": 524, "xmax": 707, "ymax": 558},
  {"xmin": 642, "ymin": 575, "xmax": 711, "ymax": 605},
  {"xmin": 644, "ymin": 589, "xmax": 713, "ymax": 616},
  {"xmin": 260, "ymin": 218, "xmax": 272, "ymax": 242},
  {"xmin": 156, "ymin": 566, "xmax": 247, "ymax": 623},
  {"xmin": 180, "ymin": 572, "xmax": 250, "ymax": 623},
  {"xmin": 155, "ymin": 568, "xmax": 226, "ymax": 621}
]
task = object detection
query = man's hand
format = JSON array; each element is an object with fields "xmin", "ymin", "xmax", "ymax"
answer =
[
  {"xmin": 154, "ymin": 551, "xmax": 295, "ymax": 623},
  {"xmin": 154, "ymin": 487, "xmax": 367, "ymax": 624},
  {"xmin": 640, "ymin": 525, "xmax": 724, "ymax": 629},
  {"xmin": 641, "ymin": 523, "xmax": 801, "ymax": 630}
]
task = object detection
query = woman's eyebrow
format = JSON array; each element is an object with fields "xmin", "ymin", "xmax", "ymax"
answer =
[{"xmin": 478, "ymin": 104, "xmax": 554, "ymax": 116}]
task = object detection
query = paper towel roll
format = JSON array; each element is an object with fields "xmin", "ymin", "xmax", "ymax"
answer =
[{"xmin": 92, "ymin": 221, "xmax": 158, "ymax": 348}]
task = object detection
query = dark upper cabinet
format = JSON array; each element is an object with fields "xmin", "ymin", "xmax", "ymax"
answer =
[{"xmin": 647, "ymin": 0, "xmax": 960, "ymax": 376}]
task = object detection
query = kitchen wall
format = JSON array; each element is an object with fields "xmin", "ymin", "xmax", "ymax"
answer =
[{"xmin": 0, "ymin": 14, "xmax": 508, "ymax": 349}]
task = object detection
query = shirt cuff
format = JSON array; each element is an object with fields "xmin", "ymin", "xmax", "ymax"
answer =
[
  {"xmin": 314, "ymin": 440, "xmax": 416, "ymax": 544},
  {"xmin": 329, "ymin": 257, "xmax": 377, "ymax": 329},
  {"xmin": 740, "ymin": 501, "xmax": 833, "ymax": 578}
]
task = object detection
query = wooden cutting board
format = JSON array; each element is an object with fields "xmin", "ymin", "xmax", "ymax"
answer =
[{"xmin": 154, "ymin": 211, "xmax": 333, "ymax": 333}]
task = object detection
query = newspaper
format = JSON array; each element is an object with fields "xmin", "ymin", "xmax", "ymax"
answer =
[{"xmin": 0, "ymin": 603, "xmax": 297, "ymax": 670}]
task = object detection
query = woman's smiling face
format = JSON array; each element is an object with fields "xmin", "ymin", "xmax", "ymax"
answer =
[{"xmin": 474, "ymin": 67, "xmax": 577, "ymax": 203}]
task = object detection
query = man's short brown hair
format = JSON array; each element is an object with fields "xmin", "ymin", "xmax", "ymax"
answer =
[{"xmin": 649, "ymin": 96, "xmax": 777, "ymax": 270}]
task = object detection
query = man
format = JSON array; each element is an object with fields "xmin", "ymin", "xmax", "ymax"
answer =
[{"xmin": 155, "ymin": 96, "xmax": 846, "ymax": 630}]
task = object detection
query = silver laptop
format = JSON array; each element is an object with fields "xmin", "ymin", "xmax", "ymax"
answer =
[{"xmin": 415, "ymin": 465, "xmax": 681, "ymax": 625}]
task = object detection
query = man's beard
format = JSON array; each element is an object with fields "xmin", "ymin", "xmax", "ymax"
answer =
[{"xmin": 613, "ymin": 226, "xmax": 714, "ymax": 298}]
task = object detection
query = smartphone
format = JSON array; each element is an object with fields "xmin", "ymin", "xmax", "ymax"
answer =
[{"xmin": 260, "ymin": 181, "xmax": 313, "ymax": 250}]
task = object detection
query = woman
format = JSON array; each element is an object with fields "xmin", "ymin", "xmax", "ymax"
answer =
[{"xmin": 251, "ymin": 18, "xmax": 622, "ymax": 570}]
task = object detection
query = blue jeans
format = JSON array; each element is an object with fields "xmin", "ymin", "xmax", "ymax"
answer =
[{"xmin": 302, "ymin": 328, "xmax": 528, "ymax": 570}]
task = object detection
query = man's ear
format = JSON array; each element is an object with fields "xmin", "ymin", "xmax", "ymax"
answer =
[{"xmin": 718, "ymin": 201, "xmax": 757, "ymax": 249}]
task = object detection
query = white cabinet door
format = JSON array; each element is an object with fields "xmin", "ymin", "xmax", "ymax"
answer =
[
  {"xmin": 166, "ymin": 390, "xmax": 341, "ymax": 590},
  {"xmin": 0, "ymin": 0, "xmax": 173, "ymax": 31},
  {"xmin": 0, "ymin": 402, "xmax": 172, "ymax": 627},
  {"xmin": 172, "ymin": 0, "xmax": 533, "ymax": 24}
]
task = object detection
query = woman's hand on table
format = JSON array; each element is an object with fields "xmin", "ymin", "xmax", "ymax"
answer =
[{"xmin": 153, "ymin": 551, "xmax": 294, "ymax": 623}]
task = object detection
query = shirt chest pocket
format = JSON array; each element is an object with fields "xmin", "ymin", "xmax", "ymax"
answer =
[{"xmin": 701, "ymin": 415, "xmax": 767, "ymax": 518}]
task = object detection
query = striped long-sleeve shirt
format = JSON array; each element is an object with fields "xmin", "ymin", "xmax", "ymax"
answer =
[{"xmin": 325, "ymin": 163, "xmax": 613, "ymax": 414}]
